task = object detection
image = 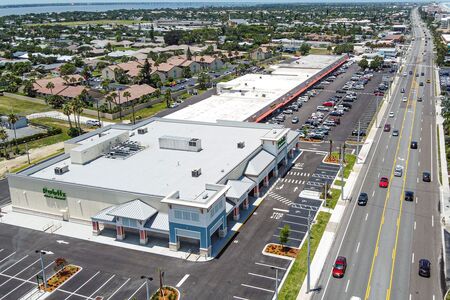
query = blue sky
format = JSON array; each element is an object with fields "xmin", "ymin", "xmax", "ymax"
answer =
[{"xmin": 2, "ymin": 0, "xmax": 433, "ymax": 4}]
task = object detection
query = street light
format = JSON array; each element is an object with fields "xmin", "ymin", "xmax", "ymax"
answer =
[
  {"xmin": 35, "ymin": 250, "xmax": 53, "ymax": 290},
  {"xmin": 271, "ymin": 266, "xmax": 279, "ymax": 300},
  {"xmin": 140, "ymin": 276, "xmax": 153, "ymax": 300}
]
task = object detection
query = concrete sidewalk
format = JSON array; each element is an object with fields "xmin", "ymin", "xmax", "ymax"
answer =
[{"xmin": 296, "ymin": 72, "xmax": 397, "ymax": 300}]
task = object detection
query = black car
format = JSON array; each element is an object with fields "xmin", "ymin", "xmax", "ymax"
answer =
[
  {"xmin": 419, "ymin": 259, "xmax": 431, "ymax": 277},
  {"xmin": 337, "ymin": 89, "xmax": 346, "ymax": 94},
  {"xmin": 423, "ymin": 172, "xmax": 431, "ymax": 182},
  {"xmin": 358, "ymin": 193, "xmax": 368, "ymax": 206},
  {"xmin": 342, "ymin": 103, "xmax": 352, "ymax": 108},
  {"xmin": 411, "ymin": 141, "xmax": 418, "ymax": 149},
  {"xmin": 352, "ymin": 129, "xmax": 366, "ymax": 136},
  {"xmin": 405, "ymin": 191, "xmax": 414, "ymax": 201}
]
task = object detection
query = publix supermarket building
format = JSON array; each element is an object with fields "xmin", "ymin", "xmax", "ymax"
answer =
[{"xmin": 8, "ymin": 118, "xmax": 300, "ymax": 256}]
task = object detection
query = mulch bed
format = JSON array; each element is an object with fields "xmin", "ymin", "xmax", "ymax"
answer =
[
  {"xmin": 265, "ymin": 243, "xmax": 299, "ymax": 258},
  {"xmin": 41, "ymin": 265, "xmax": 80, "ymax": 292}
]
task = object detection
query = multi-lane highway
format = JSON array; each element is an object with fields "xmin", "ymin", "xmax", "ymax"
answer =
[{"xmin": 313, "ymin": 8, "xmax": 443, "ymax": 300}]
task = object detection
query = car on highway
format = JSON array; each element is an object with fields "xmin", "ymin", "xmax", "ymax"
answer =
[
  {"xmin": 358, "ymin": 193, "xmax": 368, "ymax": 206},
  {"xmin": 403, "ymin": 72, "xmax": 408, "ymax": 77},
  {"xmin": 291, "ymin": 116, "xmax": 299, "ymax": 124},
  {"xmin": 332, "ymin": 256, "xmax": 347, "ymax": 278},
  {"xmin": 394, "ymin": 165, "xmax": 403, "ymax": 177},
  {"xmin": 427, "ymin": 79, "xmax": 431, "ymax": 83},
  {"xmin": 384, "ymin": 124, "xmax": 391, "ymax": 132},
  {"xmin": 418, "ymin": 259, "xmax": 431, "ymax": 277},
  {"xmin": 418, "ymin": 97, "xmax": 423, "ymax": 102},
  {"xmin": 401, "ymin": 88, "xmax": 405, "ymax": 93},
  {"xmin": 379, "ymin": 177, "xmax": 389, "ymax": 188},
  {"xmin": 409, "ymin": 70, "xmax": 413, "ymax": 75},
  {"xmin": 422, "ymin": 171, "xmax": 431, "ymax": 182},
  {"xmin": 389, "ymin": 112, "xmax": 394, "ymax": 117},
  {"xmin": 411, "ymin": 141, "xmax": 418, "ymax": 149},
  {"xmin": 419, "ymin": 82, "xmax": 424, "ymax": 86},
  {"xmin": 405, "ymin": 191, "xmax": 414, "ymax": 201},
  {"xmin": 392, "ymin": 129, "xmax": 399, "ymax": 136},
  {"xmin": 421, "ymin": 72, "xmax": 425, "ymax": 76},
  {"xmin": 402, "ymin": 96, "xmax": 407, "ymax": 102}
]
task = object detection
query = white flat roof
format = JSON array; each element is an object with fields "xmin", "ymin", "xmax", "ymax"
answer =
[
  {"xmin": 168, "ymin": 54, "xmax": 344, "ymax": 123},
  {"xmin": 30, "ymin": 119, "xmax": 290, "ymax": 201}
]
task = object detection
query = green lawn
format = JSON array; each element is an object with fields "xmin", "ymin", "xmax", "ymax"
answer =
[
  {"xmin": 323, "ymin": 188, "xmax": 341, "ymax": 209},
  {"xmin": 334, "ymin": 180, "xmax": 345, "ymax": 187},
  {"xmin": 327, "ymin": 152, "xmax": 356, "ymax": 178},
  {"xmin": 10, "ymin": 149, "xmax": 65, "ymax": 174},
  {"xmin": 129, "ymin": 102, "xmax": 168, "ymax": 120},
  {"xmin": 0, "ymin": 96, "xmax": 50, "ymax": 116},
  {"xmin": 310, "ymin": 48, "xmax": 331, "ymax": 55},
  {"xmin": 279, "ymin": 212, "xmax": 332, "ymax": 300}
]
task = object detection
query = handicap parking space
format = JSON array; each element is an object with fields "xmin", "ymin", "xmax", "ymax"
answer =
[{"xmin": 233, "ymin": 257, "xmax": 290, "ymax": 300}]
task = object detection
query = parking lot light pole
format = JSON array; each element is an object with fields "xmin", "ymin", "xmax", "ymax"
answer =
[
  {"xmin": 340, "ymin": 145, "xmax": 345, "ymax": 200},
  {"xmin": 356, "ymin": 120, "xmax": 360, "ymax": 163},
  {"xmin": 35, "ymin": 250, "xmax": 49, "ymax": 289},
  {"xmin": 140, "ymin": 276, "xmax": 153, "ymax": 300},
  {"xmin": 271, "ymin": 267, "xmax": 279, "ymax": 299},
  {"xmin": 306, "ymin": 210, "xmax": 311, "ymax": 293}
]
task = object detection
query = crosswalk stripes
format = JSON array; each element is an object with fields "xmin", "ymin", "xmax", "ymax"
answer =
[
  {"xmin": 286, "ymin": 171, "xmax": 311, "ymax": 177},
  {"xmin": 312, "ymin": 174, "xmax": 335, "ymax": 179},
  {"xmin": 268, "ymin": 192, "xmax": 293, "ymax": 206},
  {"xmin": 280, "ymin": 178, "xmax": 306, "ymax": 185}
]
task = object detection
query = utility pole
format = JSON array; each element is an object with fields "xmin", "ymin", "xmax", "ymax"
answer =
[
  {"xmin": 35, "ymin": 250, "xmax": 53, "ymax": 290},
  {"xmin": 140, "ymin": 276, "xmax": 153, "ymax": 300},
  {"xmin": 25, "ymin": 143, "xmax": 30, "ymax": 164},
  {"xmin": 271, "ymin": 267, "xmax": 279, "ymax": 299},
  {"xmin": 375, "ymin": 96, "xmax": 379, "ymax": 127},
  {"xmin": 340, "ymin": 145, "xmax": 345, "ymax": 200},
  {"xmin": 356, "ymin": 120, "xmax": 360, "ymax": 164},
  {"xmin": 307, "ymin": 210, "xmax": 311, "ymax": 293},
  {"xmin": 159, "ymin": 269, "xmax": 164, "ymax": 298}
]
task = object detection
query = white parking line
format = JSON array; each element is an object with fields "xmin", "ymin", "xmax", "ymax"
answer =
[
  {"xmin": 255, "ymin": 262, "xmax": 286, "ymax": 270},
  {"xmin": 278, "ymin": 227, "xmax": 305, "ymax": 234},
  {"xmin": 273, "ymin": 208, "xmax": 289, "ymax": 213},
  {"xmin": 273, "ymin": 234, "xmax": 303, "ymax": 242},
  {"xmin": 372, "ymin": 190, "xmax": 375, "ymax": 197},
  {"xmin": 241, "ymin": 283, "xmax": 274, "ymax": 293},
  {"xmin": 418, "ymin": 161, "xmax": 420, "ymax": 167},
  {"xmin": 412, "ymin": 252, "xmax": 415, "ymax": 264},
  {"xmin": 417, "ymin": 178, "xmax": 419, "ymax": 183},
  {"xmin": 282, "ymin": 220, "xmax": 308, "ymax": 227},
  {"xmin": 64, "ymin": 271, "xmax": 100, "ymax": 300},
  {"xmin": 87, "ymin": 274, "xmax": 116, "ymax": 299},
  {"xmin": 345, "ymin": 280, "xmax": 350, "ymax": 293},
  {"xmin": 0, "ymin": 251, "xmax": 16, "ymax": 264},
  {"xmin": 233, "ymin": 296, "xmax": 249, "ymax": 300},
  {"xmin": 365, "ymin": 213, "xmax": 369, "ymax": 221},
  {"xmin": 248, "ymin": 272, "xmax": 276, "ymax": 281},
  {"xmin": 432, "ymin": 215, "xmax": 434, "ymax": 227},
  {"xmin": 176, "ymin": 274, "xmax": 190, "ymax": 288},
  {"xmin": 107, "ymin": 278, "xmax": 130, "ymax": 300},
  {"xmin": 127, "ymin": 281, "xmax": 146, "ymax": 300},
  {"xmin": 0, "ymin": 258, "xmax": 40, "ymax": 287},
  {"xmin": 0, "ymin": 255, "xmax": 29, "ymax": 274},
  {"xmin": 286, "ymin": 213, "xmax": 308, "ymax": 220},
  {"xmin": 414, "ymin": 221, "xmax": 416, "ymax": 230}
]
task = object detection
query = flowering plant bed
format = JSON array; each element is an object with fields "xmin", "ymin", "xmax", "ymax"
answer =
[
  {"xmin": 41, "ymin": 265, "xmax": 80, "ymax": 292},
  {"xmin": 300, "ymin": 138, "xmax": 322, "ymax": 143},
  {"xmin": 151, "ymin": 286, "xmax": 179, "ymax": 300},
  {"xmin": 324, "ymin": 153, "xmax": 339, "ymax": 163},
  {"xmin": 265, "ymin": 243, "xmax": 299, "ymax": 258}
]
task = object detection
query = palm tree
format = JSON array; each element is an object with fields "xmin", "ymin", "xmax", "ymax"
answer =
[
  {"xmin": 111, "ymin": 91, "xmax": 122, "ymax": 121},
  {"xmin": 0, "ymin": 128, "xmax": 8, "ymax": 158},
  {"xmin": 164, "ymin": 89, "xmax": 172, "ymax": 108},
  {"xmin": 8, "ymin": 113, "xmax": 18, "ymax": 151},
  {"xmin": 105, "ymin": 95, "xmax": 113, "ymax": 112},
  {"xmin": 62, "ymin": 75, "xmax": 69, "ymax": 85},
  {"xmin": 71, "ymin": 97, "xmax": 84, "ymax": 131},
  {"xmin": 123, "ymin": 91, "xmax": 135, "ymax": 124},
  {"xmin": 45, "ymin": 82, "xmax": 55, "ymax": 95},
  {"xmin": 62, "ymin": 102, "xmax": 73, "ymax": 129}
]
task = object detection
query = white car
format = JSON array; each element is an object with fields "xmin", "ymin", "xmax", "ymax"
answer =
[
  {"xmin": 389, "ymin": 112, "xmax": 395, "ymax": 117},
  {"xmin": 394, "ymin": 165, "xmax": 403, "ymax": 177},
  {"xmin": 402, "ymin": 96, "xmax": 407, "ymax": 102}
]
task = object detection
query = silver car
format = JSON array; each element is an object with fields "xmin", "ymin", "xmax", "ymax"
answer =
[{"xmin": 394, "ymin": 165, "xmax": 403, "ymax": 177}]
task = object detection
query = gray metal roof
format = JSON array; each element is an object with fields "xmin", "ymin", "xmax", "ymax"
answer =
[
  {"xmin": 226, "ymin": 177, "xmax": 255, "ymax": 200},
  {"xmin": 144, "ymin": 212, "xmax": 169, "ymax": 232},
  {"xmin": 107, "ymin": 199, "xmax": 157, "ymax": 221},
  {"xmin": 245, "ymin": 150, "xmax": 276, "ymax": 177},
  {"xmin": 91, "ymin": 205, "xmax": 117, "ymax": 222}
]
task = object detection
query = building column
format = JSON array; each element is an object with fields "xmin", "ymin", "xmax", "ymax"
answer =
[
  {"xmin": 253, "ymin": 185, "xmax": 260, "ymax": 197},
  {"xmin": 296, "ymin": 141, "xmax": 300, "ymax": 150},
  {"xmin": 139, "ymin": 230, "xmax": 148, "ymax": 245},
  {"xmin": 284, "ymin": 156, "xmax": 288, "ymax": 165},
  {"xmin": 233, "ymin": 206, "xmax": 240, "ymax": 221},
  {"xmin": 263, "ymin": 175, "xmax": 269, "ymax": 187},
  {"xmin": 289, "ymin": 148, "xmax": 294, "ymax": 158},
  {"xmin": 116, "ymin": 225, "xmax": 125, "ymax": 240},
  {"xmin": 92, "ymin": 221, "xmax": 100, "ymax": 236},
  {"xmin": 243, "ymin": 197, "xmax": 249, "ymax": 210},
  {"xmin": 274, "ymin": 167, "xmax": 279, "ymax": 177}
]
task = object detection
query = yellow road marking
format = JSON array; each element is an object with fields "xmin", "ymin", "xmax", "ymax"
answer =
[{"xmin": 364, "ymin": 53, "xmax": 419, "ymax": 300}]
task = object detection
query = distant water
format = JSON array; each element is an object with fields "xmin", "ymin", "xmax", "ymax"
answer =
[{"xmin": 0, "ymin": 2, "xmax": 252, "ymax": 17}]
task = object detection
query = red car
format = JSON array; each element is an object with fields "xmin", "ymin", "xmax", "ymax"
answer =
[
  {"xmin": 332, "ymin": 256, "xmax": 347, "ymax": 278},
  {"xmin": 374, "ymin": 91, "xmax": 384, "ymax": 96},
  {"xmin": 323, "ymin": 101, "xmax": 335, "ymax": 107},
  {"xmin": 379, "ymin": 177, "xmax": 389, "ymax": 188}
]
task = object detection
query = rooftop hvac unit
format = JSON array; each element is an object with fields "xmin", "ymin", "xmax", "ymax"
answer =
[
  {"xmin": 138, "ymin": 128, "xmax": 148, "ymax": 134},
  {"xmin": 192, "ymin": 168, "xmax": 202, "ymax": 177},
  {"xmin": 54, "ymin": 165, "xmax": 69, "ymax": 175},
  {"xmin": 262, "ymin": 94, "xmax": 266, "ymax": 97},
  {"xmin": 237, "ymin": 141, "xmax": 245, "ymax": 149}
]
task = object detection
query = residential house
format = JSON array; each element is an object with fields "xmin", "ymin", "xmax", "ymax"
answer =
[
  {"xmin": 192, "ymin": 55, "xmax": 224, "ymax": 71},
  {"xmin": 166, "ymin": 55, "xmax": 201, "ymax": 74},
  {"xmin": 33, "ymin": 75, "xmax": 86, "ymax": 100},
  {"xmin": 103, "ymin": 84, "xmax": 156, "ymax": 107},
  {"xmin": 250, "ymin": 47, "xmax": 272, "ymax": 61}
]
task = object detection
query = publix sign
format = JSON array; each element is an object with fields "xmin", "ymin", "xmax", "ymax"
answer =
[{"xmin": 43, "ymin": 187, "xmax": 66, "ymax": 200}]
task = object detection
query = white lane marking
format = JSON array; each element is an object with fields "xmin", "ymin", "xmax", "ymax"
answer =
[
  {"xmin": 0, "ymin": 249, "xmax": 3, "ymax": 253},
  {"xmin": 412, "ymin": 252, "xmax": 415, "ymax": 264},
  {"xmin": 365, "ymin": 213, "xmax": 369, "ymax": 221},
  {"xmin": 356, "ymin": 242, "xmax": 360, "ymax": 253},
  {"xmin": 372, "ymin": 190, "xmax": 375, "ymax": 197},
  {"xmin": 378, "ymin": 172, "xmax": 380, "ymax": 177},
  {"xmin": 345, "ymin": 280, "xmax": 350, "ymax": 293},
  {"xmin": 255, "ymin": 262, "xmax": 286, "ymax": 270},
  {"xmin": 410, "ymin": 293, "xmax": 412, "ymax": 300},
  {"xmin": 0, "ymin": 251, "xmax": 16, "ymax": 264},
  {"xmin": 382, "ymin": 157, "xmax": 385, "ymax": 162},
  {"xmin": 420, "ymin": 137, "xmax": 422, "ymax": 141},
  {"xmin": 64, "ymin": 271, "xmax": 100, "ymax": 300},
  {"xmin": 0, "ymin": 258, "xmax": 40, "ymax": 287},
  {"xmin": 386, "ymin": 145, "xmax": 388, "ymax": 149},
  {"xmin": 418, "ymin": 161, "xmax": 420, "ymax": 167},
  {"xmin": 419, "ymin": 148, "xmax": 421, "ymax": 153},
  {"xmin": 432, "ymin": 215, "xmax": 434, "ymax": 227},
  {"xmin": 417, "ymin": 178, "xmax": 419, "ymax": 183},
  {"xmin": 88, "ymin": 274, "xmax": 116, "ymax": 299},
  {"xmin": 248, "ymin": 272, "xmax": 277, "ymax": 281},
  {"xmin": 416, "ymin": 197, "xmax": 418, "ymax": 204},
  {"xmin": 176, "ymin": 274, "xmax": 190, "ymax": 287},
  {"xmin": 127, "ymin": 281, "xmax": 146, "ymax": 300},
  {"xmin": 241, "ymin": 283, "xmax": 274, "ymax": 293},
  {"xmin": 233, "ymin": 297, "xmax": 249, "ymax": 300},
  {"xmin": 0, "ymin": 255, "xmax": 29, "ymax": 274},
  {"xmin": 107, "ymin": 278, "xmax": 130, "ymax": 300},
  {"xmin": 273, "ymin": 208, "xmax": 289, "ymax": 213},
  {"xmin": 414, "ymin": 221, "xmax": 416, "ymax": 230}
]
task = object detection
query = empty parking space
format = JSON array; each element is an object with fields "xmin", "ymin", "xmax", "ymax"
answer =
[{"xmin": 306, "ymin": 162, "xmax": 340, "ymax": 192}]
